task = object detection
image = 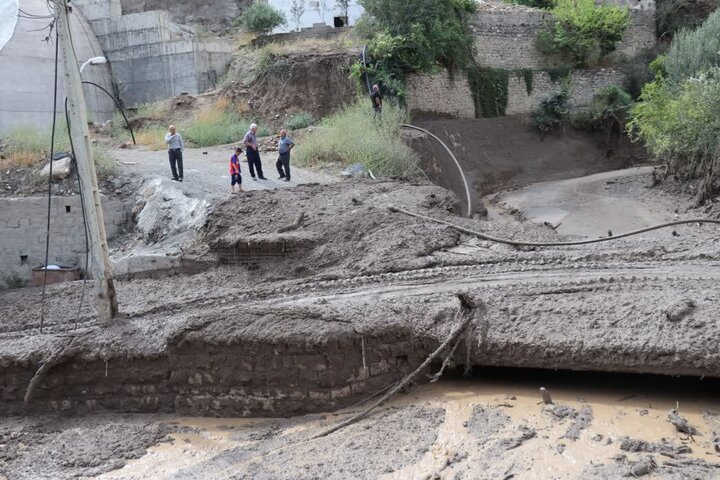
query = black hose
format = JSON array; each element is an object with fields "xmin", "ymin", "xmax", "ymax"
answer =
[
  {"xmin": 81, "ymin": 80, "xmax": 136, "ymax": 145},
  {"xmin": 389, "ymin": 206, "xmax": 720, "ymax": 247}
]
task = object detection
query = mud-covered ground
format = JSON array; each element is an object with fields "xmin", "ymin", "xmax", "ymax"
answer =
[{"xmin": 2, "ymin": 377, "xmax": 719, "ymax": 479}]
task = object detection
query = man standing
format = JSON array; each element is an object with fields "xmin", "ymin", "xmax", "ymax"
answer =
[
  {"xmin": 164, "ymin": 125, "xmax": 184, "ymax": 182},
  {"xmin": 371, "ymin": 84, "xmax": 383, "ymax": 117},
  {"xmin": 276, "ymin": 129, "xmax": 295, "ymax": 182},
  {"xmin": 243, "ymin": 123, "xmax": 266, "ymax": 181}
]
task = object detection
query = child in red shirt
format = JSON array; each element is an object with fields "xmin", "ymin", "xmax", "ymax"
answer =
[{"xmin": 230, "ymin": 146, "xmax": 243, "ymax": 193}]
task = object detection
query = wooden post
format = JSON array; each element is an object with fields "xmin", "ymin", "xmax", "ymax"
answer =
[{"xmin": 56, "ymin": 1, "xmax": 118, "ymax": 323}]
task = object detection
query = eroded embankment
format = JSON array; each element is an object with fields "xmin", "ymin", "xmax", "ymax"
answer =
[{"xmin": 1, "ymin": 179, "xmax": 719, "ymax": 417}]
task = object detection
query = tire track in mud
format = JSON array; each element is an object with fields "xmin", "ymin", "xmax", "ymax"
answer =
[{"xmin": 5, "ymin": 258, "xmax": 719, "ymax": 338}]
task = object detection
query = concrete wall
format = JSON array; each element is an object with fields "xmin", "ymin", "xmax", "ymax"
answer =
[
  {"xmin": 0, "ymin": 196, "xmax": 131, "ymax": 288},
  {"xmin": 0, "ymin": 0, "xmax": 116, "ymax": 133},
  {"xmin": 269, "ymin": 0, "xmax": 364, "ymax": 33},
  {"xmin": 406, "ymin": 68, "xmax": 628, "ymax": 118},
  {"xmin": 472, "ymin": 0, "xmax": 656, "ymax": 69},
  {"xmin": 88, "ymin": 10, "xmax": 232, "ymax": 107}
]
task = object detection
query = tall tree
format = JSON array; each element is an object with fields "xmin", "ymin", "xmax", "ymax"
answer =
[
  {"xmin": 336, "ymin": 0, "xmax": 351, "ymax": 20},
  {"xmin": 290, "ymin": 0, "xmax": 305, "ymax": 31}
]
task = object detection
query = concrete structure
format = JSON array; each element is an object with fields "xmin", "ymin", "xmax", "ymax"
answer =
[
  {"xmin": 0, "ymin": 0, "xmax": 116, "ymax": 133},
  {"xmin": 73, "ymin": 0, "xmax": 232, "ymax": 107},
  {"xmin": 269, "ymin": 0, "xmax": 363, "ymax": 33},
  {"xmin": 0, "ymin": 196, "xmax": 131, "ymax": 289}
]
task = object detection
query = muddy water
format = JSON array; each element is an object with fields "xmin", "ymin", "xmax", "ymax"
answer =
[{"xmin": 99, "ymin": 376, "xmax": 720, "ymax": 480}]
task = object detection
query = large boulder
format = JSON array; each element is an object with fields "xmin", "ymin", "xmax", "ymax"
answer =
[{"xmin": 39, "ymin": 155, "xmax": 73, "ymax": 181}]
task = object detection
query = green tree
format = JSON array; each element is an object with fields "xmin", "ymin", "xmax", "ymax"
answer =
[
  {"xmin": 241, "ymin": 0, "xmax": 287, "ymax": 34},
  {"xmin": 537, "ymin": 0, "xmax": 629, "ymax": 67},
  {"xmin": 354, "ymin": 0, "xmax": 477, "ymax": 95}
]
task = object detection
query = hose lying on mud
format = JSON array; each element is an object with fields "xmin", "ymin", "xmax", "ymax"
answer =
[
  {"xmin": 312, "ymin": 293, "xmax": 479, "ymax": 439},
  {"xmin": 389, "ymin": 206, "xmax": 720, "ymax": 247},
  {"xmin": 401, "ymin": 124, "xmax": 473, "ymax": 218}
]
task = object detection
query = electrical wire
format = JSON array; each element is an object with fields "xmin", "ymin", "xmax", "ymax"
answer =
[
  {"xmin": 389, "ymin": 206, "xmax": 720, "ymax": 248},
  {"xmin": 81, "ymin": 81, "xmax": 136, "ymax": 144},
  {"xmin": 64, "ymin": 97, "xmax": 90, "ymax": 329},
  {"xmin": 39, "ymin": 15, "xmax": 60, "ymax": 334}
]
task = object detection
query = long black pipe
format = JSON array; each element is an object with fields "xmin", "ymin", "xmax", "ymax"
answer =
[{"xmin": 81, "ymin": 80, "xmax": 136, "ymax": 145}]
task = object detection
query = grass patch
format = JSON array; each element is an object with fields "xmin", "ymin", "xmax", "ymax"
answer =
[
  {"xmin": 1, "ymin": 123, "xmax": 71, "ymax": 168},
  {"xmin": 294, "ymin": 99, "xmax": 417, "ymax": 177},
  {"xmin": 287, "ymin": 112, "xmax": 313, "ymax": 130},
  {"xmin": 1, "ymin": 122, "xmax": 116, "ymax": 179}
]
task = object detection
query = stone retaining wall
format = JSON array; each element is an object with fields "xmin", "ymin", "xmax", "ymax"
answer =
[
  {"xmin": 0, "ymin": 196, "xmax": 131, "ymax": 289},
  {"xmin": 407, "ymin": 68, "xmax": 628, "ymax": 118}
]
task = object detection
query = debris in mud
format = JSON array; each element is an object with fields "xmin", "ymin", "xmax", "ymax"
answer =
[
  {"xmin": 499, "ymin": 425, "xmax": 537, "ymax": 450},
  {"xmin": 620, "ymin": 437, "xmax": 693, "ymax": 457},
  {"xmin": 465, "ymin": 405, "xmax": 511, "ymax": 441},
  {"xmin": 540, "ymin": 386, "xmax": 553, "ymax": 404},
  {"xmin": 665, "ymin": 298, "xmax": 696, "ymax": 322},
  {"xmin": 627, "ymin": 455, "xmax": 658, "ymax": 477},
  {"xmin": 563, "ymin": 405, "xmax": 593, "ymax": 440},
  {"xmin": 668, "ymin": 409, "xmax": 701, "ymax": 435},
  {"xmin": 544, "ymin": 403, "xmax": 577, "ymax": 420},
  {"xmin": 0, "ymin": 416, "xmax": 173, "ymax": 480}
]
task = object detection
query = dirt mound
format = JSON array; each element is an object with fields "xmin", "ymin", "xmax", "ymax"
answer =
[
  {"xmin": 200, "ymin": 178, "xmax": 462, "ymax": 278},
  {"xmin": 221, "ymin": 53, "xmax": 358, "ymax": 127}
]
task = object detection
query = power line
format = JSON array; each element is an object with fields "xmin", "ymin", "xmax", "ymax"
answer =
[{"xmin": 39, "ymin": 15, "xmax": 61, "ymax": 334}]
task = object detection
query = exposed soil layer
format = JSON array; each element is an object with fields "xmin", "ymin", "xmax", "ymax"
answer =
[
  {"xmin": 406, "ymin": 117, "xmax": 646, "ymax": 215},
  {"xmin": 221, "ymin": 53, "xmax": 359, "ymax": 127},
  {"xmin": 1, "ymin": 177, "xmax": 719, "ymax": 419}
]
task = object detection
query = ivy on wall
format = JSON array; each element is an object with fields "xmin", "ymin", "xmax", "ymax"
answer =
[{"xmin": 467, "ymin": 67, "xmax": 510, "ymax": 117}]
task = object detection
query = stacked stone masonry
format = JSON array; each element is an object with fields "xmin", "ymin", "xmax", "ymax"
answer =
[
  {"xmin": 406, "ymin": 68, "xmax": 628, "ymax": 118},
  {"xmin": 0, "ymin": 196, "xmax": 131, "ymax": 288},
  {"xmin": 0, "ymin": 331, "xmax": 429, "ymax": 417}
]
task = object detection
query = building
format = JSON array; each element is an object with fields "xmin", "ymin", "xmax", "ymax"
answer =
[{"xmin": 267, "ymin": 0, "xmax": 364, "ymax": 33}]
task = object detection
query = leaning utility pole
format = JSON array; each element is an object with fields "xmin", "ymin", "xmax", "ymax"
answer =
[{"xmin": 56, "ymin": 0, "xmax": 118, "ymax": 323}]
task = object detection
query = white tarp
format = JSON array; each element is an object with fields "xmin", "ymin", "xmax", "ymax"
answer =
[{"xmin": 0, "ymin": 0, "xmax": 19, "ymax": 53}]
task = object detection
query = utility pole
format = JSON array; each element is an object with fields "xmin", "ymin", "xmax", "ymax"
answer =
[{"xmin": 56, "ymin": 0, "xmax": 118, "ymax": 323}]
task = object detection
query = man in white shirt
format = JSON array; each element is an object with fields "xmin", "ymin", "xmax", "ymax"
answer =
[{"xmin": 164, "ymin": 125, "xmax": 184, "ymax": 182}]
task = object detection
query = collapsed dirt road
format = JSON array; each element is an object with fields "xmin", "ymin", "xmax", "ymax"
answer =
[{"xmin": 1, "ymin": 172, "xmax": 719, "ymax": 478}]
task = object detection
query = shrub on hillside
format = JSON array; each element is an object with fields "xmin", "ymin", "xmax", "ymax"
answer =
[
  {"xmin": 294, "ymin": 99, "xmax": 417, "ymax": 177},
  {"xmin": 572, "ymin": 85, "xmax": 633, "ymax": 132},
  {"xmin": 240, "ymin": 1, "xmax": 286, "ymax": 34},
  {"xmin": 629, "ymin": 11, "xmax": 720, "ymax": 204},
  {"xmin": 287, "ymin": 112, "xmax": 313, "ymax": 130},
  {"xmin": 537, "ymin": 0, "xmax": 629, "ymax": 67},
  {"xmin": 629, "ymin": 67, "xmax": 720, "ymax": 203},
  {"xmin": 533, "ymin": 86, "xmax": 570, "ymax": 133},
  {"xmin": 663, "ymin": 10, "xmax": 720, "ymax": 85}
]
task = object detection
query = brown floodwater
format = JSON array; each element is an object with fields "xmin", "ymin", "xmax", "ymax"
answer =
[{"xmin": 99, "ymin": 369, "xmax": 720, "ymax": 480}]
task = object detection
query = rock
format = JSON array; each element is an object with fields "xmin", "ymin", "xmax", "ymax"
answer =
[
  {"xmin": 665, "ymin": 298, "xmax": 695, "ymax": 322},
  {"xmin": 667, "ymin": 409, "xmax": 700, "ymax": 435},
  {"xmin": 119, "ymin": 141, "xmax": 131, "ymax": 149},
  {"xmin": 39, "ymin": 155, "xmax": 73, "ymax": 181},
  {"xmin": 626, "ymin": 456, "xmax": 657, "ymax": 477}
]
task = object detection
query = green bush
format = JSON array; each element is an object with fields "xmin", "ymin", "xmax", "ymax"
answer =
[
  {"xmin": 537, "ymin": 0, "xmax": 629, "ymax": 67},
  {"xmin": 533, "ymin": 86, "xmax": 570, "ymax": 132},
  {"xmin": 287, "ymin": 112, "xmax": 313, "ymax": 130},
  {"xmin": 629, "ymin": 68, "xmax": 720, "ymax": 202},
  {"xmin": 240, "ymin": 1, "xmax": 286, "ymax": 34},
  {"xmin": 572, "ymin": 85, "xmax": 632, "ymax": 132},
  {"xmin": 294, "ymin": 99, "xmax": 418, "ymax": 177},
  {"xmin": 664, "ymin": 10, "xmax": 720, "ymax": 85}
]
